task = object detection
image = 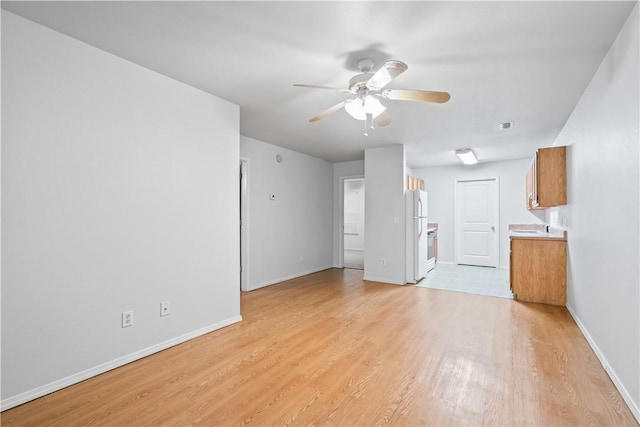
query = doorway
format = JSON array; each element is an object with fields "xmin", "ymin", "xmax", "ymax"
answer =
[
  {"xmin": 343, "ymin": 178, "xmax": 365, "ymax": 270},
  {"xmin": 454, "ymin": 178, "xmax": 499, "ymax": 267},
  {"xmin": 240, "ymin": 159, "xmax": 248, "ymax": 291}
]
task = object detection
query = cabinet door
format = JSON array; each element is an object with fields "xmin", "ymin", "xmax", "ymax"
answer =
[
  {"xmin": 531, "ymin": 153, "xmax": 539, "ymax": 208},
  {"xmin": 509, "ymin": 239, "xmax": 513, "ymax": 292},
  {"xmin": 434, "ymin": 236, "xmax": 438, "ymax": 261},
  {"xmin": 536, "ymin": 146, "xmax": 567, "ymax": 207},
  {"xmin": 525, "ymin": 168, "xmax": 531, "ymax": 209},
  {"xmin": 511, "ymin": 239, "xmax": 567, "ymax": 306},
  {"xmin": 525, "ymin": 154, "xmax": 540, "ymax": 210}
]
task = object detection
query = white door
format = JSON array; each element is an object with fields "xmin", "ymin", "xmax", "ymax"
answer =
[{"xmin": 455, "ymin": 178, "xmax": 499, "ymax": 267}]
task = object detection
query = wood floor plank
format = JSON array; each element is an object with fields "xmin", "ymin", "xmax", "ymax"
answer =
[{"xmin": 2, "ymin": 268, "xmax": 637, "ymax": 426}]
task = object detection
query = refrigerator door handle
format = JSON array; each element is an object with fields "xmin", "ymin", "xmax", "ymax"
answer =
[{"xmin": 418, "ymin": 198, "xmax": 423, "ymax": 238}]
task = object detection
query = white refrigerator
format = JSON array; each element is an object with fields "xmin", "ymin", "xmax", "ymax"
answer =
[{"xmin": 406, "ymin": 190, "xmax": 429, "ymax": 284}]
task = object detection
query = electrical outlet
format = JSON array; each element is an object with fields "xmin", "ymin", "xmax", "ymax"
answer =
[
  {"xmin": 299, "ymin": 254, "xmax": 304, "ymax": 262},
  {"xmin": 160, "ymin": 301, "xmax": 170, "ymax": 317},
  {"xmin": 122, "ymin": 311, "xmax": 133, "ymax": 328},
  {"xmin": 381, "ymin": 259, "xmax": 387, "ymax": 266}
]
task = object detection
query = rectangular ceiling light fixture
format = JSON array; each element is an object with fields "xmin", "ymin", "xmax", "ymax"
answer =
[{"xmin": 455, "ymin": 148, "xmax": 478, "ymax": 165}]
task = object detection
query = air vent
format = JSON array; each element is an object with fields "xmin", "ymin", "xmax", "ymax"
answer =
[{"xmin": 500, "ymin": 121, "xmax": 514, "ymax": 130}]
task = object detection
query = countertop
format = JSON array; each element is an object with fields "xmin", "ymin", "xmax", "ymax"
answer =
[
  {"xmin": 427, "ymin": 223, "xmax": 438, "ymax": 232},
  {"xmin": 509, "ymin": 224, "xmax": 567, "ymax": 241}
]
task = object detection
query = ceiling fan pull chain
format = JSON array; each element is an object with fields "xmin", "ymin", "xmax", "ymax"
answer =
[{"xmin": 364, "ymin": 113, "xmax": 373, "ymax": 136}]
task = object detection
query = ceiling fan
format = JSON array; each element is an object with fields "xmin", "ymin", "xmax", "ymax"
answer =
[{"xmin": 294, "ymin": 58, "xmax": 450, "ymax": 135}]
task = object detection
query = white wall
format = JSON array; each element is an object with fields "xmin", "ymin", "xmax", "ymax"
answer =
[
  {"xmin": 364, "ymin": 145, "xmax": 406, "ymax": 284},
  {"xmin": 413, "ymin": 158, "xmax": 541, "ymax": 269},
  {"xmin": 332, "ymin": 160, "xmax": 364, "ymax": 266},
  {"xmin": 1, "ymin": 12, "xmax": 241, "ymax": 409},
  {"xmin": 343, "ymin": 179, "xmax": 365, "ymax": 250},
  {"xmin": 240, "ymin": 136, "xmax": 333, "ymax": 290},
  {"xmin": 548, "ymin": 4, "xmax": 639, "ymax": 420}
]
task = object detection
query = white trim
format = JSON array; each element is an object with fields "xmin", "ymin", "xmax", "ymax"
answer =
[
  {"xmin": 344, "ymin": 247, "xmax": 364, "ymax": 252},
  {"xmin": 247, "ymin": 266, "xmax": 334, "ymax": 291},
  {"xmin": 566, "ymin": 303, "xmax": 640, "ymax": 423},
  {"xmin": 0, "ymin": 316, "xmax": 242, "ymax": 411},
  {"xmin": 239, "ymin": 158, "xmax": 250, "ymax": 292},
  {"xmin": 338, "ymin": 175, "xmax": 365, "ymax": 269},
  {"xmin": 362, "ymin": 276, "xmax": 407, "ymax": 286}
]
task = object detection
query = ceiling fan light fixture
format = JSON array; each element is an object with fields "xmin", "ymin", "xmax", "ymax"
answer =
[
  {"xmin": 295, "ymin": 58, "xmax": 449, "ymax": 130},
  {"xmin": 345, "ymin": 96, "xmax": 386, "ymax": 120},
  {"xmin": 364, "ymin": 95, "xmax": 386, "ymax": 117},
  {"xmin": 344, "ymin": 99, "xmax": 364, "ymax": 120},
  {"xmin": 455, "ymin": 148, "xmax": 478, "ymax": 165}
]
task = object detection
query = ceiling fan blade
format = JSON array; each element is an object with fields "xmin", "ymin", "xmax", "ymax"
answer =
[
  {"xmin": 309, "ymin": 100, "xmax": 350, "ymax": 122},
  {"xmin": 367, "ymin": 60, "xmax": 408, "ymax": 90},
  {"xmin": 375, "ymin": 111, "xmax": 391, "ymax": 127},
  {"xmin": 382, "ymin": 89, "xmax": 451, "ymax": 103},
  {"xmin": 293, "ymin": 84, "xmax": 351, "ymax": 93}
]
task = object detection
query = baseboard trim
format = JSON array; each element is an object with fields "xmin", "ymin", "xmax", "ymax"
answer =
[
  {"xmin": 363, "ymin": 276, "xmax": 406, "ymax": 286},
  {"xmin": 435, "ymin": 261, "xmax": 509, "ymax": 270},
  {"xmin": 248, "ymin": 266, "xmax": 334, "ymax": 291},
  {"xmin": 0, "ymin": 315, "xmax": 243, "ymax": 411},
  {"xmin": 566, "ymin": 303, "xmax": 640, "ymax": 423}
]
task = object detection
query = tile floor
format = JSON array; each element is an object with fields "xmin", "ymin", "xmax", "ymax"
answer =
[{"xmin": 416, "ymin": 263, "xmax": 513, "ymax": 299}]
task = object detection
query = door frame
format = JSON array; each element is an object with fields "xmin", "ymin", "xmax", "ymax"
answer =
[
  {"xmin": 454, "ymin": 177, "xmax": 500, "ymax": 267},
  {"xmin": 240, "ymin": 158, "xmax": 249, "ymax": 292},
  {"xmin": 338, "ymin": 175, "xmax": 365, "ymax": 268}
]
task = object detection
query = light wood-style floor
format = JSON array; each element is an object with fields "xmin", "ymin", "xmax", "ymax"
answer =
[{"xmin": 2, "ymin": 268, "xmax": 637, "ymax": 426}]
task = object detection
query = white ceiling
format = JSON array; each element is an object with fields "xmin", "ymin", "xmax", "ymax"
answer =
[{"xmin": 2, "ymin": 1, "xmax": 636, "ymax": 167}]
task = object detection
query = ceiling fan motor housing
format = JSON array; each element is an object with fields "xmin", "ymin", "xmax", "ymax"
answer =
[
  {"xmin": 349, "ymin": 58, "xmax": 376, "ymax": 91},
  {"xmin": 357, "ymin": 58, "xmax": 375, "ymax": 72},
  {"xmin": 349, "ymin": 73, "xmax": 373, "ymax": 92}
]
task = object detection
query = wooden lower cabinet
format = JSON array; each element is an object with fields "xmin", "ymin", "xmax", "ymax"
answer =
[{"xmin": 510, "ymin": 238, "xmax": 567, "ymax": 306}]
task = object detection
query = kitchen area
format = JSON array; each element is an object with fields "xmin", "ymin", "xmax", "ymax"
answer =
[{"xmin": 413, "ymin": 145, "xmax": 568, "ymax": 306}]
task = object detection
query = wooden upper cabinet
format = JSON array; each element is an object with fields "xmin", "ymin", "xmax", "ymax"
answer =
[
  {"xmin": 406, "ymin": 174, "xmax": 424, "ymax": 191},
  {"xmin": 526, "ymin": 146, "xmax": 566, "ymax": 209},
  {"xmin": 526, "ymin": 160, "xmax": 534, "ymax": 210}
]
